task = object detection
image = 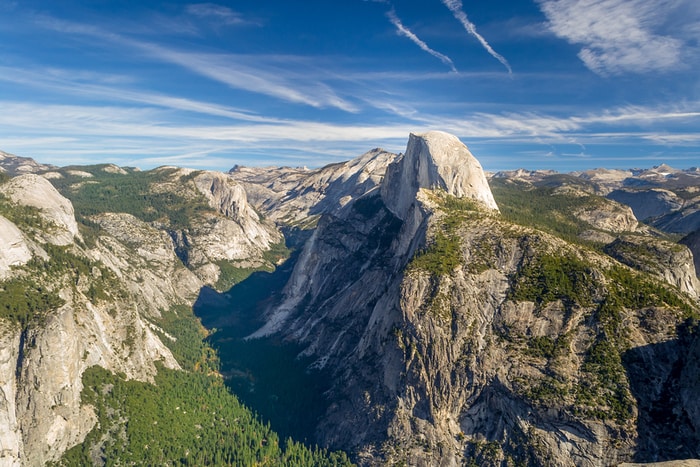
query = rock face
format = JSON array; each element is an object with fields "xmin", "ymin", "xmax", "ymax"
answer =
[
  {"xmin": 652, "ymin": 196, "xmax": 700, "ymax": 234},
  {"xmin": 0, "ymin": 216, "xmax": 32, "ymax": 278},
  {"xmin": 607, "ymin": 188, "xmax": 683, "ymax": 221},
  {"xmin": 381, "ymin": 131, "xmax": 498, "ymax": 220},
  {"xmin": 0, "ymin": 174, "xmax": 80, "ymax": 245},
  {"xmin": 0, "ymin": 170, "xmax": 230, "ymax": 464},
  {"xmin": 252, "ymin": 133, "xmax": 700, "ymax": 466},
  {"xmin": 0, "ymin": 151, "xmax": 56, "ymax": 175},
  {"xmin": 145, "ymin": 168, "xmax": 282, "ymax": 282},
  {"xmin": 680, "ymin": 230, "xmax": 700, "ymax": 278},
  {"xmin": 604, "ymin": 235, "xmax": 699, "ymax": 297},
  {"xmin": 0, "ymin": 321, "xmax": 22, "ymax": 466},
  {"xmin": 574, "ymin": 200, "xmax": 639, "ymax": 233},
  {"xmin": 230, "ymin": 148, "xmax": 397, "ymax": 224}
]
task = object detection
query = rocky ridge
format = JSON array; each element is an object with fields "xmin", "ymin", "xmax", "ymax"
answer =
[
  {"xmin": 0, "ymin": 150, "xmax": 56, "ymax": 176},
  {"xmin": 229, "ymin": 147, "xmax": 396, "ymax": 225},
  {"xmin": 250, "ymin": 134, "xmax": 700, "ymax": 465},
  {"xmin": 0, "ymin": 162, "xmax": 286, "ymax": 464},
  {"xmin": 1, "ymin": 139, "xmax": 700, "ymax": 466}
]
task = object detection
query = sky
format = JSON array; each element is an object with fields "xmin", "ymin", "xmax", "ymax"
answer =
[{"xmin": 0, "ymin": 0, "xmax": 699, "ymax": 172}]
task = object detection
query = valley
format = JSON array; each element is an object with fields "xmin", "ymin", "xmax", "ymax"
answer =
[{"xmin": 1, "ymin": 132, "xmax": 699, "ymax": 466}]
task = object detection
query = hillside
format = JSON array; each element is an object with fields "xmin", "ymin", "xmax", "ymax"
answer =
[
  {"xmin": 1, "ymin": 135, "xmax": 699, "ymax": 466},
  {"xmin": 0, "ymin": 163, "xmax": 351, "ymax": 466}
]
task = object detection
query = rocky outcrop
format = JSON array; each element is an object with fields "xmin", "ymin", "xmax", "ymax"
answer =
[
  {"xmin": 253, "ymin": 133, "xmax": 700, "ymax": 466},
  {"xmin": 15, "ymin": 295, "xmax": 180, "ymax": 465},
  {"xmin": 230, "ymin": 148, "xmax": 396, "ymax": 225},
  {"xmin": 0, "ymin": 180, "xmax": 202, "ymax": 464},
  {"xmin": 574, "ymin": 200, "xmax": 639, "ymax": 233},
  {"xmin": 607, "ymin": 188, "xmax": 683, "ymax": 221},
  {"xmin": 574, "ymin": 168, "xmax": 633, "ymax": 194},
  {"xmin": 680, "ymin": 230, "xmax": 700, "ymax": 278},
  {"xmin": 0, "ymin": 321, "xmax": 22, "ymax": 466},
  {"xmin": 0, "ymin": 151, "xmax": 56, "ymax": 176},
  {"xmin": 652, "ymin": 196, "xmax": 700, "ymax": 234},
  {"xmin": 381, "ymin": 131, "xmax": 498, "ymax": 220},
  {"xmin": 0, "ymin": 174, "xmax": 80, "ymax": 245},
  {"xmin": 194, "ymin": 171, "xmax": 252, "ymax": 219},
  {"xmin": 604, "ymin": 235, "xmax": 699, "ymax": 297},
  {"xmin": 0, "ymin": 216, "xmax": 32, "ymax": 278},
  {"xmin": 90, "ymin": 212, "xmax": 203, "ymax": 313},
  {"xmin": 189, "ymin": 171, "xmax": 281, "ymax": 264}
]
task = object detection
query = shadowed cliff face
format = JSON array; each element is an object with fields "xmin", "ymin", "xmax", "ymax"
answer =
[{"xmin": 624, "ymin": 322, "xmax": 700, "ymax": 462}]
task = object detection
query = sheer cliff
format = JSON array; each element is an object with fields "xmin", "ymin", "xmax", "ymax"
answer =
[
  {"xmin": 251, "ymin": 132, "xmax": 700, "ymax": 466},
  {"xmin": 1, "ymin": 138, "xmax": 699, "ymax": 466}
]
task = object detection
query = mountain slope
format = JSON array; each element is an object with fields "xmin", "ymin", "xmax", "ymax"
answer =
[
  {"xmin": 249, "ymin": 133, "xmax": 700, "ymax": 466},
  {"xmin": 0, "ymin": 161, "xmax": 350, "ymax": 466}
]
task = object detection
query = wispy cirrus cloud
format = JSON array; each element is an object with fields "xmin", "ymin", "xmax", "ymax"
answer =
[
  {"xmin": 135, "ymin": 43, "xmax": 360, "ymax": 112},
  {"xmin": 536, "ymin": 0, "xmax": 689, "ymax": 75},
  {"xmin": 0, "ymin": 65, "xmax": 277, "ymax": 122},
  {"xmin": 3, "ymin": 98, "xmax": 698, "ymax": 166},
  {"xmin": 186, "ymin": 3, "xmax": 246, "ymax": 25},
  {"xmin": 385, "ymin": 8, "xmax": 457, "ymax": 72},
  {"xmin": 34, "ymin": 16, "xmax": 358, "ymax": 112},
  {"xmin": 440, "ymin": 0, "xmax": 512, "ymax": 74}
]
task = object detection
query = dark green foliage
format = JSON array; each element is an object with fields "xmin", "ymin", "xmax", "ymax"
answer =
[
  {"xmin": 509, "ymin": 252, "xmax": 696, "ymax": 424},
  {"xmin": 263, "ymin": 241, "xmax": 292, "ymax": 266},
  {"xmin": 510, "ymin": 254, "xmax": 596, "ymax": 307},
  {"xmin": 56, "ymin": 365, "xmax": 352, "ymax": 466},
  {"xmin": 0, "ymin": 193, "xmax": 49, "ymax": 232},
  {"xmin": 49, "ymin": 166, "xmax": 210, "ymax": 229},
  {"xmin": 211, "ymin": 336, "xmax": 332, "ymax": 445},
  {"xmin": 58, "ymin": 299, "xmax": 352, "ymax": 466},
  {"xmin": 0, "ymin": 171, "xmax": 9, "ymax": 184},
  {"xmin": 576, "ymin": 336, "xmax": 634, "ymax": 423},
  {"xmin": 525, "ymin": 336, "xmax": 557, "ymax": 359},
  {"xmin": 490, "ymin": 179, "xmax": 601, "ymax": 245},
  {"xmin": 0, "ymin": 278, "xmax": 64, "ymax": 327},
  {"xmin": 410, "ymin": 231, "xmax": 462, "ymax": 276},
  {"xmin": 215, "ymin": 262, "xmax": 266, "ymax": 292},
  {"xmin": 34, "ymin": 243, "xmax": 125, "ymax": 303},
  {"xmin": 214, "ymin": 242, "xmax": 290, "ymax": 292},
  {"xmin": 152, "ymin": 306, "xmax": 217, "ymax": 372},
  {"xmin": 604, "ymin": 266, "xmax": 694, "ymax": 316},
  {"xmin": 0, "ymin": 243, "xmax": 122, "ymax": 327},
  {"xmin": 408, "ymin": 192, "xmax": 483, "ymax": 276}
]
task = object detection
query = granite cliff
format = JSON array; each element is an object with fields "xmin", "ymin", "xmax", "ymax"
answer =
[
  {"xmin": 247, "ymin": 133, "xmax": 700, "ymax": 465},
  {"xmin": 0, "ymin": 163, "xmax": 283, "ymax": 465},
  {"xmin": 1, "ymin": 136, "xmax": 699, "ymax": 466}
]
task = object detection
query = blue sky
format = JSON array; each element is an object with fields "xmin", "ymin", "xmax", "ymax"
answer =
[{"xmin": 1, "ymin": 0, "xmax": 699, "ymax": 172}]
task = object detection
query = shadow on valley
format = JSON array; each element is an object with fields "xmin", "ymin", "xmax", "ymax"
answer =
[
  {"xmin": 623, "ymin": 319, "xmax": 700, "ymax": 462},
  {"xmin": 193, "ymin": 237, "xmax": 332, "ymax": 445}
]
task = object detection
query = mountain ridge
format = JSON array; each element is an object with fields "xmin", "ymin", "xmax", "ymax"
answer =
[{"xmin": 0, "ymin": 135, "xmax": 699, "ymax": 465}]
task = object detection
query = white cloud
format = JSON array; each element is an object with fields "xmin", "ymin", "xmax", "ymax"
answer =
[
  {"xmin": 385, "ymin": 8, "xmax": 457, "ymax": 72},
  {"xmin": 536, "ymin": 0, "xmax": 686, "ymax": 75},
  {"xmin": 3, "ymin": 99, "xmax": 698, "ymax": 163},
  {"xmin": 440, "ymin": 0, "xmax": 512, "ymax": 74}
]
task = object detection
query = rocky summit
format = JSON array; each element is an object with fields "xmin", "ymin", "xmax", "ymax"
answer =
[{"xmin": 1, "ymin": 132, "xmax": 699, "ymax": 466}]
